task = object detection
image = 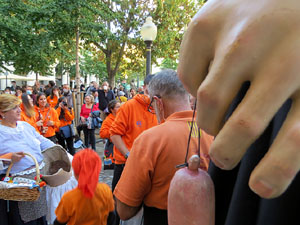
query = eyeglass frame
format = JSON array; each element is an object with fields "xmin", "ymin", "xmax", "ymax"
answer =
[{"xmin": 147, "ymin": 95, "xmax": 161, "ymax": 114}]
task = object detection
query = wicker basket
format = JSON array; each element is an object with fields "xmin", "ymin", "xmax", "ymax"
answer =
[{"xmin": 0, "ymin": 152, "xmax": 41, "ymax": 201}]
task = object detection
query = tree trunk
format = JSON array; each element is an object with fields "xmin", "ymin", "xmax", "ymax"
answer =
[
  {"xmin": 75, "ymin": 27, "xmax": 80, "ymax": 91},
  {"xmin": 108, "ymin": 70, "xmax": 115, "ymax": 88},
  {"xmin": 75, "ymin": 27, "xmax": 81, "ymax": 128}
]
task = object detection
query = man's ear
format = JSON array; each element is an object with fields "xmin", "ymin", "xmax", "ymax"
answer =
[{"xmin": 155, "ymin": 97, "xmax": 163, "ymax": 111}]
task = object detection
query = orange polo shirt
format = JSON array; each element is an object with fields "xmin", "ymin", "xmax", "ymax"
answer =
[
  {"xmin": 114, "ymin": 111, "xmax": 214, "ymax": 210},
  {"xmin": 99, "ymin": 113, "xmax": 115, "ymax": 140},
  {"xmin": 34, "ymin": 106, "xmax": 60, "ymax": 137},
  {"xmin": 109, "ymin": 94, "xmax": 157, "ymax": 164},
  {"xmin": 55, "ymin": 183, "xmax": 114, "ymax": 225}
]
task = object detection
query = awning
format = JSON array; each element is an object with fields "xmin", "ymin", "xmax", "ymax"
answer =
[
  {"xmin": 36, "ymin": 75, "xmax": 55, "ymax": 81},
  {"xmin": 0, "ymin": 74, "xmax": 35, "ymax": 81}
]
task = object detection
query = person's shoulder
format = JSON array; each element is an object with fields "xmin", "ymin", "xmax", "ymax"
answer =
[
  {"xmin": 135, "ymin": 123, "xmax": 165, "ymax": 142},
  {"xmin": 61, "ymin": 188, "xmax": 80, "ymax": 201},
  {"xmin": 95, "ymin": 183, "xmax": 113, "ymax": 198},
  {"xmin": 18, "ymin": 121, "xmax": 33, "ymax": 128},
  {"xmin": 97, "ymin": 183, "xmax": 111, "ymax": 191},
  {"xmin": 106, "ymin": 113, "xmax": 115, "ymax": 121}
]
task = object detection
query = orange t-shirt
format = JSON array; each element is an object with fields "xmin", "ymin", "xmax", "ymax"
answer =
[
  {"xmin": 56, "ymin": 107, "xmax": 75, "ymax": 131},
  {"xmin": 114, "ymin": 111, "xmax": 214, "ymax": 210},
  {"xmin": 55, "ymin": 183, "xmax": 114, "ymax": 225},
  {"xmin": 99, "ymin": 113, "xmax": 115, "ymax": 140},
  {"xmin": 47, "ymin": 95, "xmax": 58, "ymax": 108},
  {"xmin": 109, "ymin": 94, "xmax": 157, "ymax": 164},
  {"xmin": 34, "ymin": 106, "xmax": 60, "ymax": 137}
]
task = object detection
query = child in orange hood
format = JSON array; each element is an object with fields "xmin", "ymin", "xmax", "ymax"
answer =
[{"xmin": 54, "ymin": 149, "xmax": 115, "ymax": 225}]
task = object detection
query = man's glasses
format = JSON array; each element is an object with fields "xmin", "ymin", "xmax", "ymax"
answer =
[{"xmin": 148, "ymin": 95, "xmax": 161, "ymax": 114}]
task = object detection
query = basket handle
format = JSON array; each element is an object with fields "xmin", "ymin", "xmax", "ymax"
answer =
[{"xmin": 5, "ymin": 152, "xmax": 40, "ymax": 184}]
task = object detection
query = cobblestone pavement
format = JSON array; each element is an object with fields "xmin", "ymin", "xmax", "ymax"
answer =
[
  {"xmin": 75, "ymin": 130, "xmax": 114, "ymax": 188},
  {"xmin": 95, "ymin": 137, "xmax": 114, "ymax": 188}
]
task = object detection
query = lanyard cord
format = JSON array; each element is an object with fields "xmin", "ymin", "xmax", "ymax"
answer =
[{"xmin": 176, "ymin": 99, "xmax": 199, "ymax": 169}]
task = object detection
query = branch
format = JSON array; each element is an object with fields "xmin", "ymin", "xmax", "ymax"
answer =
[{"xmin": 93, "ymin": 42, "xmax": 108, "ymax": 55}]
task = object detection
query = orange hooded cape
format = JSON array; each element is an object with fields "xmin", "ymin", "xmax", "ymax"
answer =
[{"xmin": 72, "ymin": 149, "xmax": 102, "ymax": 198}]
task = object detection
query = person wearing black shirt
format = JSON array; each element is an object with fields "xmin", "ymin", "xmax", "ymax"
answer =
[{"xmin": 98, "ymin": 82, "xmax": 115, "ymax": 120}]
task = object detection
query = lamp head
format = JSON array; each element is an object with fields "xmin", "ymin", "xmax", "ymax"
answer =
[{"xmin": 141, "ymin": 17, "xmax": 157, "ymax": 42}]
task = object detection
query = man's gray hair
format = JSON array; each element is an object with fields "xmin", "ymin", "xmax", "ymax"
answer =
[{"xmin": 148, "ymin": 69, "xmax": 188, "ymax": 99}]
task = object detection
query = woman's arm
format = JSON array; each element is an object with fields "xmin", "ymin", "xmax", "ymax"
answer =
[{"xmin": 64, "ymin": 108, "xmax": 75, "ymax": 121}]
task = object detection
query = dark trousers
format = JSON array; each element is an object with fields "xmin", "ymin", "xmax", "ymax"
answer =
[
  {"xmin": 56, "ymin": 133, "xmax": 75, "ymax": 155},
  {"xmin": 144, "ymin": 205, "xmax": 168, "ymax": 225},
  {"xmin": 82, "ymin": 126, "xmax": 96, "ymax": 150},
  {"xmin": 112, "ymin": 164, "xmax": 125, "ymax": 225}
]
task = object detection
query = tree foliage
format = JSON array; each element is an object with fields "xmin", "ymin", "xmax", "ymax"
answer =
[{"xmin": 0, "ymin": 0, "xmax": 204, "ymax": 84}]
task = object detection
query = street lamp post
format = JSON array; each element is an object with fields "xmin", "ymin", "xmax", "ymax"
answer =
[{"xmin": 141, "ymin": 17, "xmax": 157, "ymax": 77}]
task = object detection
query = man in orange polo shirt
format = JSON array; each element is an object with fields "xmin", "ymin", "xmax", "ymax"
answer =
[
  {"xmin": 114, "ymin": 69, "xmax": 214, "ymax": 225},
  {"xmin": 110, "ymin": 75, "xmax": 157, "ymax": 225}
]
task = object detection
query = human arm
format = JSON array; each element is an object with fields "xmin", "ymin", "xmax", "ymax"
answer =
[
  {"xmin": 54, "ymin": 194, "xmax": 71, "ymax": 225},
  {"xmin": 63, "ymin": 107, "xmax": 75, "ymax": 121},
  {"xmin": 110, "ymin": 135, "xmax": 129, "ymax": 157},
  {"xmin": 33, "ymin": 129, "xmax": 55, "ymax": 150},
  {"xmin": 79, "ymin": 104, "xmax": 87, "ymax": 122},
  {"xmin": 99, "ymin": 116, "xmax": 112, "ymax": 139},
  {"xmin": 178, "ymin": 0, "xmax": 300, "ymax": 198},
  {"xmin": 53, "ymin": 219, "xmax": 66, "ymax": 225},
  {"xmin": 47, "ymin": 109, "xmax": 60, "ymax": 128},
  {"xmin": 115, "ymin": 198, "xmax": 141, "ymax": 221},
  {"xmin": 109, "ymin": 105, "xmax": 130, "ymax": 156},
  {"xmin": 0, "ymin": 152, "xmax": 25, "ymax": 170},
  {"xmin": 113, "ymin": 134, "xmax": 153, "ymax": 220}
]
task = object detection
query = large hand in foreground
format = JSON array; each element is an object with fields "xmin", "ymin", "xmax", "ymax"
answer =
[{"xmin": 178, "ymin": 0, "xmax": 300, "ymax": 198}]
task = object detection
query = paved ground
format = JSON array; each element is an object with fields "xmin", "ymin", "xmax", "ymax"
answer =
[
  {"xmin": 95, "ymin": 138, "xmax": 114, "ymax": 188},
  {"xmin": 75, "ymin": 129, "xmax": 114, "ymax": 188}
]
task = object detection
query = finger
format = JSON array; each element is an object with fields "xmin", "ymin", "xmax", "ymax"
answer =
[
  {"xmin": 16, "ymin": 152, "xmax": 25, "ymax": 156},
  {"xmin": 209, "ymin": 36, "xmax": 300, "ymax": 170},
  {"xmin": 249, "ymin": 92, "xmax": 300, "ymax": 198},
  {"xmin": 195, "ymin": 12, "xmax": 290, "ymax": 136},
  {"xmin": 178, "ymin": 10, "xmax": 216, "ymax": 97}
]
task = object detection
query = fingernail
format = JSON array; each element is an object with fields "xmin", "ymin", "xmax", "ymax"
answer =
[{"xmin": 252, "ymin": 180, "xmax": 274, "ymax": 198}]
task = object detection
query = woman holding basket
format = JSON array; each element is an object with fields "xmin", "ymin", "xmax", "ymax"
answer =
[{"xmin": 0, "ymin": 94, "xmax": 54, "ymax": 225}]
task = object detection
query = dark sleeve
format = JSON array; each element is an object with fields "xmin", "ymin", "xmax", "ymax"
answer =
[
  {"xmin": 98, "ymin": 90, "xmax": 107, "ymax": 111},
  {"xmin": 111, "ymin": 91, "xmax": 115, "ymax": 100},
  {"xmin": 107, "ymin": 211, "xmax": 116, "ymax": 225},
  {"xmin": 53, "ymin": 218, "xmax": 67, "ymax": 225}
]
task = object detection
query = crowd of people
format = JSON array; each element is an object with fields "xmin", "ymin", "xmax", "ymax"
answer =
[
  {"xmin": 1, "ymin": 0, "xmax": 299, "ymax": 224},
  {"xmin": 0, "ymin": 78, "xmax": 153, "ymax": 225}
]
